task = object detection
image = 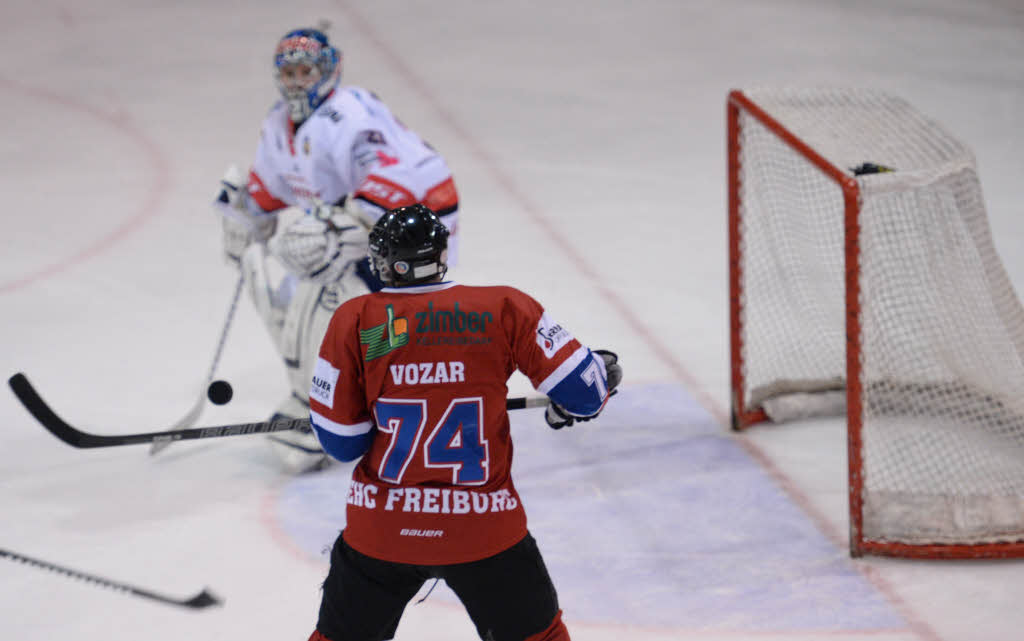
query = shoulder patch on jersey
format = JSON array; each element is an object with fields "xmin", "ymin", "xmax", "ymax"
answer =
[
  {"xmin": 311, "ymin": 357, "xmax": 340, "ymax": 407},
  {"xmin": 318, "ymin": 107, "xmax": 343, "ymax": 122},
  {"xmin": 535, "ymin": 312, "xmax": 573, "ymax": 358}
]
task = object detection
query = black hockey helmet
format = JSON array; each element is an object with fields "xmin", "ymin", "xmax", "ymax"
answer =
[{"xmin": 368, "ymin": 204, "xmax": 449, "ymax": 287}]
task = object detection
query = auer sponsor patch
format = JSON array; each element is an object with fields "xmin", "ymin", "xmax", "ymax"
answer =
[
  {"xmin": 310, "ymin": 357, "xmax": 340, "ymax": 407},
  {"xmin": 535, "ymin": 312, "xmax": 572, "ymax": 358}
]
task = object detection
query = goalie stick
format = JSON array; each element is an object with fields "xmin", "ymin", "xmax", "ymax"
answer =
[
  {"xmin": 0, "ymin": 547, "xmax": 221, "ymax": 610},
  {"xmin": 8, "ymin": 372, "xmax": 548, "ymax": 449},
  {"xmin": 149, "ymin": 272, "xmax": 245, "ymax": 456}
]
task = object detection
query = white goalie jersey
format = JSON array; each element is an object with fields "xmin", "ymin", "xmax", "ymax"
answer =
[{"xmin": 246, "ymin": 86, "xmax": 460, "ymax": 263}]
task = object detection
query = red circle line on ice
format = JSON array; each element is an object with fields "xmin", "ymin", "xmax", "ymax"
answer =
[{"xmin": 0, "ymin": 75, "xmax": 171, "ymax": 295}]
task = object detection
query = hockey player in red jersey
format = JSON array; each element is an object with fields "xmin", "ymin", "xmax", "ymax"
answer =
[
  {"xmin": 212, "ymin": 27, "xmax": 459, "ymax": 471},
  {"xmin": 306, "ymin": 205, "xmax": 622, "ymax": 641}
]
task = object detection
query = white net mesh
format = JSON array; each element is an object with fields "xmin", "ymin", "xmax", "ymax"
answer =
[{"xmin": 735, "ymin": 87, "xmax": 1024, "ymax": 549}]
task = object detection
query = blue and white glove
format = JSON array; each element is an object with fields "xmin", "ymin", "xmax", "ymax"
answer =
[{"xmin": 545, "ymin": 350, "xmax": 623, "ymax": 429}]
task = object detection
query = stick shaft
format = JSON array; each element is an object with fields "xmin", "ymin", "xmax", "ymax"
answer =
[
  {"xmin": 9, "ymin": 372, "xmax": 547, "ymax": 449},
  {"xmin": 0, "ymin": 547, "xmax": 220, "ymax": 609},
  {"xmin": 150, "ymin": 273, "xmax": 246, "ymax": 455}
]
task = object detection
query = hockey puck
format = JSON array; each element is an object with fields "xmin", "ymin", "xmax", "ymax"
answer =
[{"xmin": 207, "ymin": 380, "xmax": 233, "ymax": 405}]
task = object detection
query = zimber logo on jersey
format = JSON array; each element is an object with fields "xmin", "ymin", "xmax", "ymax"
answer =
[
  {"xmin": 415, "ymin": 301, "xmax": 493, "ymax": 333},
  {"xmin": 360, "ymin": 304, "xmax": 410, "ymax": 361},
  {"xmin": 536, "ymin": 312, "xmax": 572, "ymax": 358},
  {"xmin": 363, "ymin": 302, "xmax": 496, "ymax": 360}
]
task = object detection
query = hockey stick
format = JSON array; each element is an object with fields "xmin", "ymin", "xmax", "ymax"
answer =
[
  {"xmin": 8, "ymin": 372, "xmax": 548, "ymax": 449},
  {"xmin": 505, "ymin": 396, "xmax": 547, "ymax": 410},
  {"xmin": 149, "ymin": 272, "xmax": 246, "ymax": 455},
  {"xmin": 0, "ymin": 547, "xmax": 221, "ymax": 610}
]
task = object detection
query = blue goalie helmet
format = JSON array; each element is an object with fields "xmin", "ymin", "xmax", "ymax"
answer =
[{"xmin": 273, "ymin": 28, "xmax": 341, "ymax": 123}]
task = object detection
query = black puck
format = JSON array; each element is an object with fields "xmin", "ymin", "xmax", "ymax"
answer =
[{"xmin": 207, "ymin": 380, "xmax": 233, "ymax": 405}]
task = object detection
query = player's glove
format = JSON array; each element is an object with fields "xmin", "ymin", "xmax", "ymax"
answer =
[
  {"xmin": 214, "ymin": 164, "xmax": 276, "ymax": 263},
  {"xmin": 545, "ymin": 350, "xmax": 622, "ymax": 430},
  {"xmin": 269, "ymin": 203, "xmax": 370, "ymax": 284},
  {"xmin": 544, "ymin": 402, "xmax": 575, "ymax": 430},
  {"xmin": 595, "ymin": 349, "xmax": 623, "ymax": 393}
]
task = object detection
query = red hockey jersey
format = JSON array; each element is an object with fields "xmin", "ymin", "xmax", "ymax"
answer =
[{"xmin": 309, "ymin": 281, "xmax": 610, "ymax": 565}]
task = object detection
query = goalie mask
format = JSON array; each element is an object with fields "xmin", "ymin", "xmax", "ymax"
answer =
[
  {"xmin": 368, "ymin": 204, "xmax": 449, "ymax": 287},
  {"xmin": 273, "ymin": 28, "xmax": 341, "ymax": 124}
]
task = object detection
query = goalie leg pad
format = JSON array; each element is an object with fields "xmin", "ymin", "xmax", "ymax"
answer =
[
  {"xmin": 241, "ymin": 243, "xmax": 288, "ymax": 345},
  {"xmin": 265, "ymin": 393, "xmax": 331, "ymax": 473},
  {"xmin": 260, "ymin": 257, "xmax": 372, "ymax": 473},
  {"xmin": 279, "ymin": 267, "xmax": 373, "ymax": 400},
  {"xmin": 262, "ymin": 282, "xmax": 338, "ymax": 473}
]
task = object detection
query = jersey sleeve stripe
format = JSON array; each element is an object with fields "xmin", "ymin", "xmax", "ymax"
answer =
[
  {"xmin": 310, "ymin": 410, "xmax": 374, "ymax": 437},
  {"xmin": 246, "ymin": 169, "xmax": 290, "ymax": 212},
  {"xmin": 423, "ymin": 177, "xmax": 459, "ymax": 215},
  {"xmin": 354, "ymin": 174, "xmax": 417, "ymax": 210},
  {"xmin": 536, "ymin": 345, "xmax": 591, "ymax": 395},
  {"xmin": 311, "ymin": 426, "xmax": 373, "ymax": 463}
]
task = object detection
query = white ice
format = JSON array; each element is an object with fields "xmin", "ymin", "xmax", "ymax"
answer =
[{"xmin": 1, "ymin": 1, "xmax": 1023, "ymax": 640}]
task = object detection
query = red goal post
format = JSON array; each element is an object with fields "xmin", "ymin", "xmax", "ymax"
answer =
[{"xmin": 727, "ymin": 88, "xmax": 1024, "ymax": 559}]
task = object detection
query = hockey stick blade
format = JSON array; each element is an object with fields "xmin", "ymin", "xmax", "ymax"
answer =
[
  {"xmin": 9, "ymin": 372, "xmax": 305, "ymax": 448},
  {"xmin": 10, "ymin": 372, "xmax": 547, "ymax": 449},
  {"xmin": 0, "ymin": 547, "xmax": 221, "ymax": 610}
]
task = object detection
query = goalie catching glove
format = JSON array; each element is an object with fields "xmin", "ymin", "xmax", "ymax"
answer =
[
  {"xmin": 545, "ymin": 349, "xmax": 623, "ymax": 430},
  {"xmin": 269, "ymin": 201, "xmax": 370, "ymax": 284},
  {"xmin": 215, "ymin": 164, "xmax": 276, "ymax": 262}
]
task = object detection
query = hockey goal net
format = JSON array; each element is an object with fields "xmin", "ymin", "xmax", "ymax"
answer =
[{"xmin": 728, "ymin": 87, "xmax": 1024, "ymax": 558}]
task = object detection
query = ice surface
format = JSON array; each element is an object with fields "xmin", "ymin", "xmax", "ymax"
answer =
[{"xmin": 2, "ymin": 1, "xmax": 1022, "ymax": 640}]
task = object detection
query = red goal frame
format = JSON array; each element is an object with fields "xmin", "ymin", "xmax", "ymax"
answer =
[{"xmin": 727, "ymin": 89, "xmax": 1024, "ymax": 559}]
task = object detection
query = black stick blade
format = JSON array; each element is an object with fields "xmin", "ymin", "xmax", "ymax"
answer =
[
  {"xmin": 8, "ymin": 373, "xmax": 94, "ymax": 448},
  {"xmin": 183, "ymin": 588, "xmax": 223, "ymax": 609},
  {"xmin": 1, "ymin": 547, "xmax": 222, "ymax": 611}
]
